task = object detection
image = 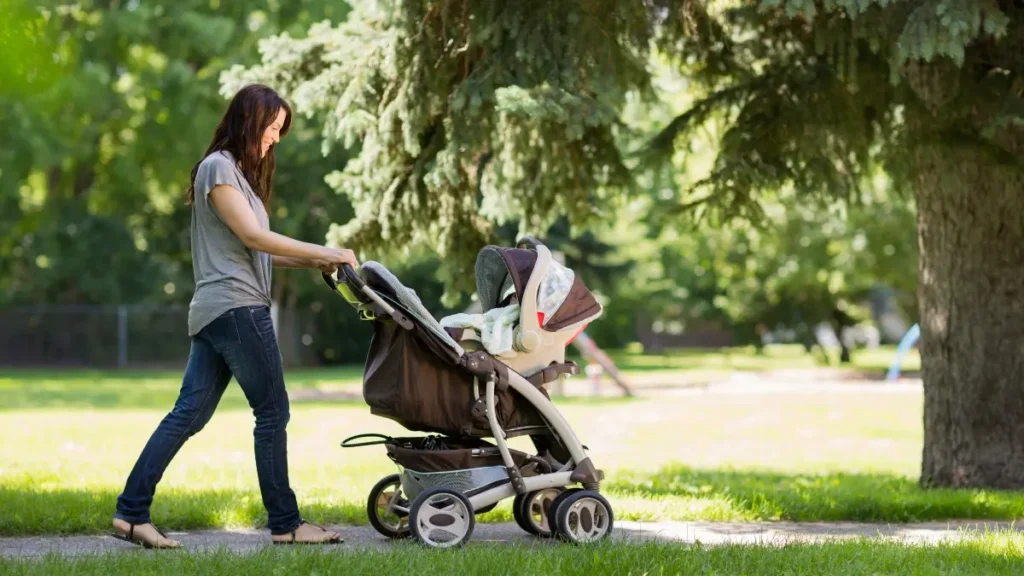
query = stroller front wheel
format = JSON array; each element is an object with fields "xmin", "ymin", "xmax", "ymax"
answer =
[
  {"xmin": 367, "ymin": 474, "xmax": 412, "ymax": 539},
  {"xmin": 409, "ymin": 487, "xmax": 476, "ymax": 548},
  {"xmin": 551, "ymin": 489, "xmax": 614, "ymax": 544}
]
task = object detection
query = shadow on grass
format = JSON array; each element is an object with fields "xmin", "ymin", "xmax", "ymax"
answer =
[{"xmin": 608, "ymin": 466, "xmax": 1024, "ymax": 523}]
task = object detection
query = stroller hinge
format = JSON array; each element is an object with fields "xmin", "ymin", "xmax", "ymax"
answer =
[
  {"xmin": 505, "ymin": 465, "xmax": 527, "ymax": 495},
  {"xmin": 569, "ymin": 457, "xmax": 603, "ymax": 487}
]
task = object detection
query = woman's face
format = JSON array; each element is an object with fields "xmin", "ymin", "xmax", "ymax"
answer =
[{"xmin": 261, "ymin": 108, "xmax": 287, "ymax": 158}]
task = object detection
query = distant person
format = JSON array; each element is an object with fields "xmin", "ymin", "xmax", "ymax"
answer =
[{"xmin": 111, "ymin": 84, "xmax": 355, "ymax": 548}]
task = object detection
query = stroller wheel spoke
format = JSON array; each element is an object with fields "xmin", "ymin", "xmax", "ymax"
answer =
[
  {"xmin": 553, "ymin": 490, "xmax": 614, "ymax": 543},
  {"xmin": 515, "ymin": 488, "xmax": 563, "ymax": 537},
  {"xmin": 367, "ymin": 474, "xmax": 412, "ymax": 539},
  {"xmin": 410, "ymin": 488, "xmax": 475, "ymax": 548}
]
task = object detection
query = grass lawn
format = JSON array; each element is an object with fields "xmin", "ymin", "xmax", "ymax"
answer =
[
  {"xmin": 0, "ymin": 344, "xmax": 921, "ymax": 411},
  {"xmin": 3, "ymin": 536, "xmax": 1024, "ymax": 575},
  {"xmin": 585, "ymin": 343, "xmax": 920, "ymax": 376},
  {"xmin": 2, "ymin": 349, "xmax": 1015, "ymax": 538}
]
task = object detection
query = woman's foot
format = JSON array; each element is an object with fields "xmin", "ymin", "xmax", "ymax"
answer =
[
  {"xmin": 111, "ymin": 518, "xmax": 181, "ymax": 549},
  {"xmin": 272, "ymin": 521, "xmax": 343, "ymax": 545}
]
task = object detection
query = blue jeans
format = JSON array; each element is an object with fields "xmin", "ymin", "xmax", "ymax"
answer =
[{"xmin": 115, "ymin": 305, "xmax": 302, "ymax": 535}]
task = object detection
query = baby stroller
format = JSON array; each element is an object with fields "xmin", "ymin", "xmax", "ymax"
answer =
[{"xmin": 326, "ymin": 237, "xmax": 613, "ymax": 548}]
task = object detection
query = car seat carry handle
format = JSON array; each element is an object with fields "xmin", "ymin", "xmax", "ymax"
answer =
[
  {"xmin": 514, "ymin": 243, "xmax": 551, "ymax": 352},
  {"xmin": 516, "ymin": 236, "xmax": 545, "ymax": 249}
]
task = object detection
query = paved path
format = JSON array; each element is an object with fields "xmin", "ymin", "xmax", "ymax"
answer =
[{"xmin": 1, "ymin": 520, "xmax": 1016, "ymax": 558}]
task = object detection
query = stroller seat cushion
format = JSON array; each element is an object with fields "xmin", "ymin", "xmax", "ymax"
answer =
[{"xmin": 360, "ymin": 262, "xmax": 463, "ymax": 355}]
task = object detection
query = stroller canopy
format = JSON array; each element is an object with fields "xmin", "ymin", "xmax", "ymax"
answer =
[{"xmin": 475, "ymin": 246, "xmax": 602, "ymax": 331}]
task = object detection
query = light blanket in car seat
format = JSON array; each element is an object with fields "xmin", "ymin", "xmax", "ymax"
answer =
[{"xmin": 440, "ymin": 303, "xmax": 521, "ymax": 357}]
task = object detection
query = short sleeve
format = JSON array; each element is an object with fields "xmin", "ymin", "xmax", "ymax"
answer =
[{"xmin": 195, "ymin": 153, "xmax": 240, "ymax": 199}]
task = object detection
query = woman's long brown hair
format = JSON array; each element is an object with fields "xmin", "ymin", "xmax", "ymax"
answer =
[{"xmin": 186, "ymin": 84, "xmax": 292, "ymax": 210}]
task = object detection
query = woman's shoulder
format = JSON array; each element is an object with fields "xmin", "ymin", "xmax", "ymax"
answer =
[
  {"xmin": 199, "ymin": 150, "xmax": 238, "ymax": 172},
  {"xmin": 194, "ymin": 150, "xmax": 243, "ymax": 196},
  {"xmin": 197, "ymin": 150, "xmax": 242, "ymax": 183}
]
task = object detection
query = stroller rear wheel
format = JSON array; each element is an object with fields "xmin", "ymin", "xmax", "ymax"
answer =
[
  {"xmin": 513, "ymin": 488, "xmax": 563, "ymax": 537},
  {"xmin": 409, "ymin": 487, "xmax": 476, "ymax": 548},
  {"xmin": 367, "ymin": 474, "xmax": 411, "ymax": 539}
]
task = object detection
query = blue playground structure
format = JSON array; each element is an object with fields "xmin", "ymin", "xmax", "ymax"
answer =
[{"xmin": 886, "ymin": 323, "xmax": 920, "ymax": 381}]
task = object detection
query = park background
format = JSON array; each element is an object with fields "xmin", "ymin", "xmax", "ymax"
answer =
[{"xmin": 1, "ymin": 0, "xmax": 1023, "ymax": 574}]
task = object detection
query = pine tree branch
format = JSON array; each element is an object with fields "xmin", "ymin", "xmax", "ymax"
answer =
[{"xmin": 634, "ymin": 79, "xmax": 762, "ymax": 163}]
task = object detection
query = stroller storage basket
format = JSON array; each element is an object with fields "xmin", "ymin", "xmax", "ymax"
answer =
[
  {"xmin": 342, "ymin": 434, "xmax": 540, "ymax": 503},
  {"xmin": 384, "ymin": 435, "xmax": 532, "ymax": 473}
]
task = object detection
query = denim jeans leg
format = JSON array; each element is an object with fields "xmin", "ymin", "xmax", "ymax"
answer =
[
  {"xmin": 115, "ymin": 336, "xmax": 231, "ymax": 524},
  {"xmin": 216, "ymin": 306, "xmax": 301, "ymax": 535}
]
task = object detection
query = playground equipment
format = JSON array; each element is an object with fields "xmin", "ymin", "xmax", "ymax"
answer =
[
  {"xmin": 570, "ymin": 331, "xmax": 634, "ymax": 397},
  {"xmin": 886, "ymin": 323, "xmax": 920, "ymax": 381}
]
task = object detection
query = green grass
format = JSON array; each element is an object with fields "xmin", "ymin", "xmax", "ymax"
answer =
[
  {"xmin": 609, "ymin": 468, "xmax": 1024, "ymax": 522},
  {"xmin": 4, "ymin": 536, "xmax": 1024, "ymax": 575},
  {"xmin": 0, "ymin": 344, "xmax": 917, "ymax": 411},
  {"xmin": 4, "ymin": 365, "xmax": 1019, "ymax": 537},
  {"xmin": 0, "ymin": 344, "xmax": 920, "ymax": 409},
  {"xmin": 0, "ymin": 367, "xmax": 365, "ymax": 411},
  {"xmin": 579, "ymin": 344, "xmax": 919, "ymax": 376}
]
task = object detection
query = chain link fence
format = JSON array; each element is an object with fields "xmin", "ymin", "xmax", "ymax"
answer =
[{"xmin": 0, "ymin": 304, "xmax": 323, "ymax": 369}]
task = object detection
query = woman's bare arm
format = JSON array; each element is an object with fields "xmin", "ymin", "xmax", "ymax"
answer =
[
  {"xmin": 207, "ymin": 184, "xmax": 357, "ymax": 268},
  {"xmin": 272, "ymin": 255, "xmax": 314, "ymax": 268}
]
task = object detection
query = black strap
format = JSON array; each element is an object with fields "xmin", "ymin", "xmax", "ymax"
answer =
[{"xmin": 340, "ymin": 433, "xmax": 393, "ymax": 448}]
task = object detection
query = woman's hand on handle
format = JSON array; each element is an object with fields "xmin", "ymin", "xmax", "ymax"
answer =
[
  {"xmin": 313, "ymin": 260, "xmax": 337, "ymax": 274},
  {"xmin": 321, "ymin": 248, "xmax": 358, "ymax": 270}
]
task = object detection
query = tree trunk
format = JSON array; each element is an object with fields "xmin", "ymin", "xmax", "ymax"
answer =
[{"xmin": 914, "ymin": 114, "xmax": 1024, "ymax": 488}]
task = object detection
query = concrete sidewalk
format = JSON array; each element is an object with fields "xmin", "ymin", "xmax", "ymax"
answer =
[{"xmin": 1, "ymin": 520, "xmax": 1016, "ymax": 558}]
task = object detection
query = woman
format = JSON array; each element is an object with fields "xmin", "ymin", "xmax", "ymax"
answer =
[{"xmin": 111, "ymin": 84, "xmax": 355, "ymax": 548}]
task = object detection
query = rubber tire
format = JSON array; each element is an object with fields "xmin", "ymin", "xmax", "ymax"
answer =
[
  {"xmin": 409, "ymin": 487, "xmax": 476, "ymax": 548},
  {"xmin": 512, "ymin": 493, "xmax": 531, "ymax": 534},
  {"xmin": 545, "ymin": 488, "xmax": 583, "ymax": 540},
  {"xmin": 366, "ymin": 474, "xmax": 411, "ymax": 539},
  {"xmin": 513, "ymin": 488, "xmax": 563, "ymax": 537},
  {"xmin": 552, "ymin": 490, "xmax": 614, "ymax": 544}
]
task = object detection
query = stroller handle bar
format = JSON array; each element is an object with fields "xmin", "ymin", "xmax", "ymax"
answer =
[{"xmin": 322, "ymin": 264, "xmax": 415, "ymax": 330}]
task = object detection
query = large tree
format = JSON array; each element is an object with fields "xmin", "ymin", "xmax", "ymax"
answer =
[
  {"xmin": 647, "ymin": 0, "xmax": 1023, "ymax": 490},
  {"xmin": 231, "ymin": 1, "xmax": 1023, "ymax": 488}
]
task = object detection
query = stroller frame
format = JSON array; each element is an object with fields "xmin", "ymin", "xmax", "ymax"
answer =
[{"xmin": 327, "ymin": 238, "xmax": 612, "ymax": 547}]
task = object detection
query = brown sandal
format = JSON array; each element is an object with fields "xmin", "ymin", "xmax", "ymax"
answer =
[
  {"xmin": 110, "ymin": 520, "xmax": 181, "ymax": 549},
  {"xmin": 272, "ymin": 521, "xmax": 343, "ymax": 545}
]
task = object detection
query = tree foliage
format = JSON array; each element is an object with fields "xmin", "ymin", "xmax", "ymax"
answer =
[
  {"xmin": 645, "ymin": 0, "xmax": 1021, "ymax": 215},
  {"xmin": 0, "ymin": 0, "xmax": 351, "ymax": 305},
  {"xmin": 230, "ymin": 0, "xmax": 1019, "ymax": 302},
  {"xmin": 222, "ymin": 1, "xmax": 661, "ymax": 294}
]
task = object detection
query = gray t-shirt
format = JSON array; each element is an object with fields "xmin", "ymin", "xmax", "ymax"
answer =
[{"xmin": 187, "ymin": 150, "xmax": 273, "ymax": 336}]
